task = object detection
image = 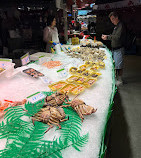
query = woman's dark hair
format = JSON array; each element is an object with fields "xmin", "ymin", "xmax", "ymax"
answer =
[
  {"xmin": 47, "ymin": 15, "xmax": 55, "ymax": 26},
  {"xmin": 109, "ymin": 11, "xmax": 119, "ymax": 19}
]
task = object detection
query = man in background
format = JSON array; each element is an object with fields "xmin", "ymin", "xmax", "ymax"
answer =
[{"xmin": 102, "ymin": 11, "xmax": 126, "ymax": 86}]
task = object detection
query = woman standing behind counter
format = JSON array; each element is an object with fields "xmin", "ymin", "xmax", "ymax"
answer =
[{"xmin": 43, "ymin": 16, "xmax": 59, "ymax": 53}]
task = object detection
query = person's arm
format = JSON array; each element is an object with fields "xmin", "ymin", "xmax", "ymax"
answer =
[
  {"xmin": 107, "ymin": 24, "xmax": 123, "ymax": 41},
  {"xmin": 43, "ymin": 27, "xmax": 51, "ymax": 43},
  {"xmin": 55, "ymin": 27, "xmax": 60, "ymax": 43}
]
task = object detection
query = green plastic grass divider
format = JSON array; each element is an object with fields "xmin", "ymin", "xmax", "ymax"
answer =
[{"xmin": 99, "ymin": 47, "xmax": 117, "ymax": 158}]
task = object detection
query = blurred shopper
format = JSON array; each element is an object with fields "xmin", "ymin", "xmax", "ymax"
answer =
[
  {"xmin": 102, "ymin": 11, "xmax": 126, "ymax": 86},
  {"xmin": 43, "ymin": 15, "xmax": 59, "ymax": 53}
]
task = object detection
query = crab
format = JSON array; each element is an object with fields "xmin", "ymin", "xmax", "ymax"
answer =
[
  {"xmin": 32, "ymin": 106, "xmax": 69, "ymax": 132},
  {"xmin": 43, "ymin": 92, "xmax": 69, "ymax": 107},
  {"xmin": 61, "ymin": 98, "xmax": 97, "ymax": 122}
]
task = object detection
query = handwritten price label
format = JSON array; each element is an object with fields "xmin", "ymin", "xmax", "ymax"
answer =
[{"xmin": 27, "ymin": 92, "xmax": 46, "ymax": 103}]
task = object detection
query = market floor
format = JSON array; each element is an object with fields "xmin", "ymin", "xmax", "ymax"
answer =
[{"xmin": 106, "ymin": 55, "xmax": 141, "ymax": 158}]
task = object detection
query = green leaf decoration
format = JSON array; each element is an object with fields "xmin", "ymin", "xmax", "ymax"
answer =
[
  {"xmin": 60, "ymin": 107, "xmax": 82, "ymax": 144},
  {"xmin": 24, "ymin": 101, "xmax": 45, "ymax": 116},
  {"xmin": 71, "ymin": 133, "xmax": 89, "ymax": 151},
  {"xmin": 37, "ymin": 140, "xmax": 63, "ymax": 158},
  {"xmin": 0, "ymin": 121, "xmax": 48, "ymax": 158},
  {"xmin": 4, "ymin": 106, "xmax": 25, "ymax": 121},
  {"xmin": 99, "ymin": 48, "xmax": 116, "ymax": 158},
  {"xmin": 0, "ymin": 91, "xmax": 89, "ymax": 158},
  {"xmin": 0, "ymin": 119, "xmax": 32, "ymax": 140}
]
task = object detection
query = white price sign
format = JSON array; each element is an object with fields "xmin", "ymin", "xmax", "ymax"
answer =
[
  {"xmin": 38, "ymin": 56, "xmax": 47, "ymax": 65},
  {"xmin": 40, "ymin": 76, "xmax": 53, "ymax": 84},
  {"xmin": 21, "ymin": 53, "xmax": 30, "ymax": 66},
  {"xmin": 57, "ymin": 68, "xmax": 68, "ymax": 78},
  {"xmin": 27, "ymin": 92, "xmax": 46, "ymax": 103}
]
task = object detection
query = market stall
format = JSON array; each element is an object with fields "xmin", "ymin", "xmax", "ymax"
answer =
[{"xmin": 0, "ymin": 42, "xmax": 116, "ymax": 158}]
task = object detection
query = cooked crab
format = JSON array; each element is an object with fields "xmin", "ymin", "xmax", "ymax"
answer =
[
  {"xmin": 61, "ymin": 98, "xmax": 97, "ymax": 122},
  {"xmin": 32, "ymin": 106, "xmax": 69, "ymax": 132},
  {"xmin": 44, "ymin": 92, "xmax": 69, "ymax": 107}
]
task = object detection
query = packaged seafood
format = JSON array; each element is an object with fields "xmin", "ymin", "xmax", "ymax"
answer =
[
  {"xmin": 42, "ymin": 60, "xmax": 62, "ymax": 69},
  {"xmin": 79, "ymin": 65, "xmax": 87, "ymax": 71},
  {"xmin": 59, "ymin": 83, "xmax": 75, "ymax": 93},
  {"xmin": 23, "ymin": 68, "xmax": 44, "ymax": 78},
  {"xmin": 91, "ymin": 61, "xmax": 99, "ymax": 66},
  {"xmin": 83, "ymin": 78, "xmax": 97, "ymax": 87},
  {"xmin": 48, "ymin": 81, "xmax": 67, "ymax": 91},
  {"xmin": 66, "ymin": 75, "xmax": 79, "ymax": 82},
  {"xmin": 71, "ymin": 84, "xmax": 85, "ymax": 95},
  {"xmin": 76, "ymin": 69, "xmax": 84, "ymax": 75},
  {"xmin": 85, "ymin": 61, "xmax": 93, "ymax": 67},
  {"xmin": 76, "ymin": 77, "xmax": 87, "ymax": 84},
  {"xmin": 81, "ymin": 70, "xmax": 91, "ymax": 77},
  {"xmin": 90, "ymin": 65, "xmax": 100, "ymax": 71},
  {"xmin": 69, "ymin": 67, "xmax": 78, "ymax": 74},
  {"xmin": 90, "ymin": 72, "xmax": 101, "ymax": 78},
  {"xmin": 98, "ymin": 61, "xmax": 105, "ymax": 69}
]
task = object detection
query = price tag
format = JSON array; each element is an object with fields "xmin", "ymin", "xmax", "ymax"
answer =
[
  {"xmin": 57, "ymin": 68, "xmax": 68, "ymax": 78},
  {"xmin": 0, "ymin": 59, "xmax": 13, "ymax": 69},
  {"xmin": 0, "ymin": 58, "xmax": 12, "ymax": 62},
  {"xmin": 21, "ymin": 53, "xmax": 30, "ymax": 66},
  {"xmin": 27, "ymin": 92, "xmax": 46, "ymax": 103},
  {"xmin": 40, "ymin": 76, "xmax": 53, "ymax": 84},
  {"xmin": 39, "ymin": 56, "xmax": 47, "ymax": 65}
]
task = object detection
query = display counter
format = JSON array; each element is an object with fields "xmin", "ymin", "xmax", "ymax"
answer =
[{"xmin": 0, "ymin": 46, "xmax": 116, "ymax": 158}]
